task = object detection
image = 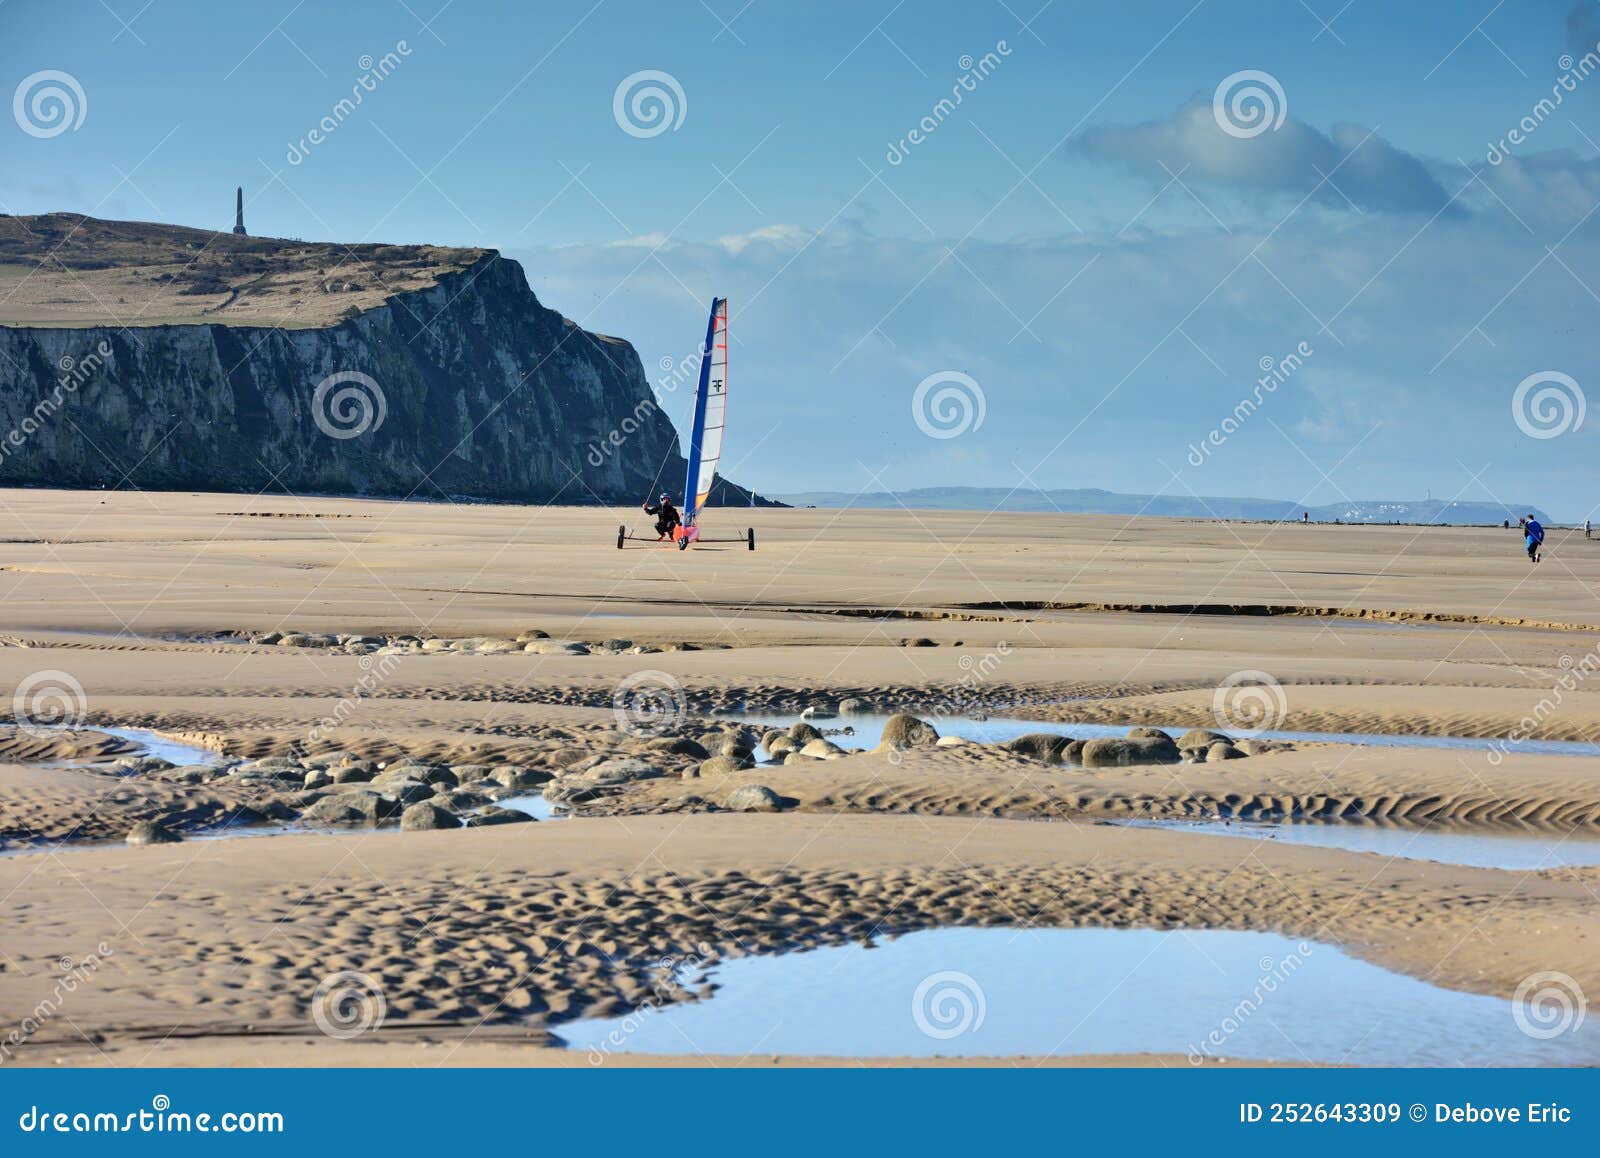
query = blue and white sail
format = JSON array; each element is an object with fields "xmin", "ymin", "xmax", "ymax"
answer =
[{"xmin": 682, "ymin": 296, "xmax": 728, "ymax": 524}]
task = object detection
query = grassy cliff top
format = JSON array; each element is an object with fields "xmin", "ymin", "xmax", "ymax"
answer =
[{"xmin": 0, "ymin": 213, "xmax": 492, "ymax": 329}]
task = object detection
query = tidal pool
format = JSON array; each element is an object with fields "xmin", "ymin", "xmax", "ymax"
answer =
[
  {"xmin": 732, "ymin": 712, "xmax": 1600, "ymax": 759},
  {"xmin": 1115, "ymin": 818, "xmax": 1600, "ymax": 870},
  {"xmin": 559, "ymin": 928, "xmax": 1599, "ymax": 1065}
]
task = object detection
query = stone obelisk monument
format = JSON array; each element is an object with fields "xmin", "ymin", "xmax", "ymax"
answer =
[{"xmin": 233, "ymin": 187, "xmax": 247, "ymax": 235}]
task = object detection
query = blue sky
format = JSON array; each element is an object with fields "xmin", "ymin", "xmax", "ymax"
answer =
[{"xmin": 3, "ymin": 0, "xmax": 1598, "ymax": 516}]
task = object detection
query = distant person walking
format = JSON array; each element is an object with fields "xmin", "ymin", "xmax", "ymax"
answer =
[
  {"xmin": 1524, "ymin": 515, "xmax": 1545, "ymax": 564},
  {"xmin": 1586, "ymin": 519, "xmax": 1592, "ymax": 540}
]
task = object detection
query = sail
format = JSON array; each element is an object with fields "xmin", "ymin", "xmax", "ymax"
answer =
[{"xmin": 682, "ymin": 296, "xmax": 727, "ymax": 522}]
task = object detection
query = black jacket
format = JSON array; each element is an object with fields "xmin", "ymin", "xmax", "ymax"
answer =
[{"xmin": 645, "ymin": 501, "xmax": 681, "ymax": 530}]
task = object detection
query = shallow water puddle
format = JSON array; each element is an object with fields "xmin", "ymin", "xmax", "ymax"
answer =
[
  {"xmin": 732, "ymin": 712, "xmax": 1600, "ymax": 759},
  {"xmin": 559, "ymin": 928, "xmax": 1600, "ymax": 1064},
  {"xmin": 96, "ymin": 726, "xmax": 226, "ymax": 767},
  {"xmin": 1116, "ymin": 818, "xmax": 1600, "ymax": 870},
  {"xmin": 492, "ymin": 794, "xmax": 562, "ymax": 821}
]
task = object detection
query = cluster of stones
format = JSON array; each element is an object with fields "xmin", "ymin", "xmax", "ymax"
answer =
[
  {"xmin": 246, "ymin": 629, "xmax": 731, "ymax": 657},
  {"xmin": 120, "ymin": 750, "xmax": 550, "ymax": 843},
  {"xmin": 1002, "ymin": 726, "xmax": 1290, "ymax": 767}
]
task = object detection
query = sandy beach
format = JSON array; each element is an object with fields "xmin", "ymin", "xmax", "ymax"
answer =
[{"xmin": 2, "ymin": 489, "xmax": 1597, "ymax": 1067}]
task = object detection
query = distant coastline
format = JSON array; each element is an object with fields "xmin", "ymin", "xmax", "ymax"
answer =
[{"xmin": 775, "ymin": 487, "xmax": 1551, "ymax": 525}]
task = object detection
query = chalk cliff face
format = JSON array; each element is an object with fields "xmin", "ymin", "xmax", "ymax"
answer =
[{"xmin": 0, "ymin": 218, "xmax": 765, "ymax": 506}]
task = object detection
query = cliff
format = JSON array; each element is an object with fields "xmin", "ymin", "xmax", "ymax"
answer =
[{"xmin": 0, "ymin": 213, "xmax": 771, "ymax": 506}]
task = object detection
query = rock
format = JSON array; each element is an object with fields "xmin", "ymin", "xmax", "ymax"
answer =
[
  {"xmin": 1176, "ymin": 729, "xmax": 1232, "ymax": 749},
  {"xmin": 837, "ymin": 697, "xmax": 875, "ymax": 716},
  {"xmin": 578, "ymin": 757, "xmax": 661, "ymax": 784},
  {"xmin": 799, "ymin": 738, "xmax": 844, "ymax": 758},
  {"xmin": 877, "ymin": 712, "xmax": 939, "ymax": 749},
  {"xmin": 386, "ymin": 781, "xmax": 436, "ymax": 805},
  {"xmin": 1235, "ymin": 739, "xmax": 1286, "ymax": 755},
  {"xmin": 401, "ymin": 801, "xmax": 460, "ymax": 831},
  {"xmin": 153, "ymin": 764, "xmax": 222, "ymax": 784},
  {"xmin": 378, "ymin": 763, "xmax": 455, "ymax": 787},
  {"xmin": 466, "ymin": 806, "xmax": 536, "ymax": 827},
  {"xmin": 233, "ymin": 756, "xmax": 303, "ymax": 774},
  {"xmin": 1207, "ymin": 741, "xmax": 1246, "ymax": 761},
  {"xmin": 277, "ymin": 632, "xmax": 337, "ymax": 648},
  {"xmin": 1127, "ymin": 726, "xmax": 1172, "ymax": 740},
  {"xmin": 473, "ymin": 638, "xmax": 522, "ymax": 654},
  {"xmin": 698, "ymin": 754, "xmax": 752, "ymax": 777},
  {"xmin": 725, "ymin": 784, "xmax": 784, "ymax": 812},
  {"xmin": 433, "ymin": 788, "xmax": 493, "ymax": 810},
  {"xmin": 108, "ymin": 755, "xmax": 177, "ymax": 776},
  {"xmin": 787, "ymin": 721, "xmax": 823, "ymax": 745},
  {"xmin": 652, "ymin": 737, "xmax": 710, "ymax": 760},
  {"xmin": 125, "ymin": 820, "xmax": 181, "ymax": 845},
  {"xmin": 489, "ymin": 765, "xmax": 550, "ymax": 790},
  {"xmin": 523, "ymin": 639, "xmax": 590, "ymax": 655},
  {"xmin": 303, "ymin": 790, "xmax": 399, "ymax": 825},
  {"xmin": 1005, "ymin": 733, "xmax": 1072, "ymax": 763},
  {"xmin": 1079, "ymin": 735, "xmax": 1181, "ymax": 767}
]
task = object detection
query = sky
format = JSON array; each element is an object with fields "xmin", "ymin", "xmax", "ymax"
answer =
[{"xmin": 2, "ymin": 0, "xmax": 1598, "ymax": 517}]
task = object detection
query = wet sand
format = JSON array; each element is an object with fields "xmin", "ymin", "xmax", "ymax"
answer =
[{"xmin": 1, "ymin": 490, "xmax": 1597, "ymax": 1066}]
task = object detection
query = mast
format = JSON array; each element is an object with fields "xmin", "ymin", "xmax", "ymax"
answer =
[{"xmin": 682, "ymin": 297, "xmax": 727, "ymax": 524}]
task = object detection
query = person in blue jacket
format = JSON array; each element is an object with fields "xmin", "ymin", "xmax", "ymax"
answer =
[{"xmin": 1524, "ymin": 514, "xmax": 1545, "ymax": 563}]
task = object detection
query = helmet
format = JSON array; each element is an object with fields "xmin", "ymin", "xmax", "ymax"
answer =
[{"xmin": 661, "ymin": 492, "xmax": 671, "ymax": 501}]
